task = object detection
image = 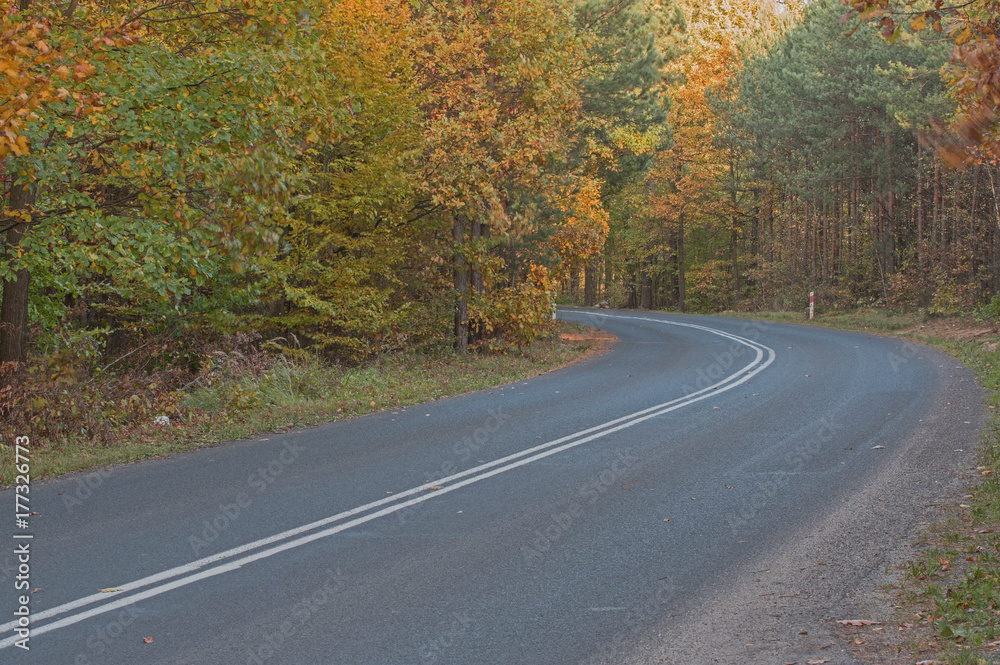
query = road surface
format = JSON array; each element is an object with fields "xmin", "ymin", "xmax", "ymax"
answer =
[{"xmin": 0, "ymin": 309, "xmax": 982, "ymax": 664}]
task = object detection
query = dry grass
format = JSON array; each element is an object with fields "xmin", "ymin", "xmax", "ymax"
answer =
[{"xmin": 1, "ymin": 322, "xmax": 611, "ymax": 486}]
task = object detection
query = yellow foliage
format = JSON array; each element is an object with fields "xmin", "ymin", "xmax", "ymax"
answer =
[{"xmin": 550, "ymin": 177, "xmax": 610, "ymax": 277}]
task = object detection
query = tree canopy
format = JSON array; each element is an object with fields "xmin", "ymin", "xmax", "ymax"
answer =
[{"xmin": 3, "ymin": 0, "xmax": 999, "ymax": 377}]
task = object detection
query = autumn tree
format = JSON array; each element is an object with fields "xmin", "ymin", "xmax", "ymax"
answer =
[
  {"xmin": 602, "ymin": 0, "xmax": 788, "ymax": 311},
  {"xmin": 569, "ymin": 0, "xmax": 682, "ymax": 306},
  {"xmin": 257, "ymin": 0, "xmax": 426, "ymax": 357},
  {"xmin": 0, "ymin": 1, "xmax": 315, "ymax": 364},
  {"xmin": 413, "ymin": 0, "xmax": 607, "ymax": 351}
]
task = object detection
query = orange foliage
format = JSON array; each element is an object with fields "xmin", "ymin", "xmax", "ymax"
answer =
[
  {"xmin": 414, "ymin": 0, "xmax": 583, "ymax": 213},
  {"xmin": 0, "ymin": 15, "xmax": 109, "ymax": 159},
  {"xmin": 649, "ymin": 0, "xmax": 746, "ymax": 230},
  {"xmin": 549, "ymin": 177, "xmax": 610, "ymax": 277}
]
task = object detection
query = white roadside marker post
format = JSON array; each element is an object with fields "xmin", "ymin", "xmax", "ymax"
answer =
[{"xmin": 809, "ymin": 291, "xmax": 814, "ymax": 320}]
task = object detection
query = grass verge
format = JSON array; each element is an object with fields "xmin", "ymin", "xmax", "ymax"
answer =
[
  {"xmin": 1, "ymin": 322, "xmax": 612, "ymax": 487},
  {"xmin": 719, "ymin": 307, "xmax": 1000, "ymax": 664},
  {"xmin": 718, "ymin": 306, "xmax": 926, "ymax": 333},
  {"xmin": 890, "ymin": 334, "xmax": 1000, "ymax": 665}
]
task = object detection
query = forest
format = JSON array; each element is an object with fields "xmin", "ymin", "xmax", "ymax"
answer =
[{"xmin": 2, "ymin": 0, "xmax": 999, "ymax": 446}]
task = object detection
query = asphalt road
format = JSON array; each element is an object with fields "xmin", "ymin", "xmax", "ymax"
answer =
[{"xmin": 0, "ymin": 309, "xmax": 983, "ymax": 665}]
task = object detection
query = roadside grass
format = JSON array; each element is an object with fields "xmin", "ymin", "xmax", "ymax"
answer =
[
  {"xmin": 718, "ymin": 306, "xmax": 926, "ymax": 333},
  {"xmin": 719, "ymin": 307, "xmax": 1000, "ymax": 664},
  {"xmin": 1, "ymin": 322, "xmax": 610, "ymax": 486},
  {"xmin": 900, "ymin": 336, "xmax": 1000, "ymax": 664}
]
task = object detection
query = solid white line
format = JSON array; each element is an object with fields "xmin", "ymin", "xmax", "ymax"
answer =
[{"xmin": 0, "ymin": 314, "xmax": 775, "ymax": 648}]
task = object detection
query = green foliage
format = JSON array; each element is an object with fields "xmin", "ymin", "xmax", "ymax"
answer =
[
  {"xmin": 706, "ymin": 0, "xmax": 962, "ymax": 311},
  {"xmin": 728, "ymin": 0, "xmax": 948, "ymax": 195},
  {"xmin": 978, "ymin": 294, "xmax": 1000, "ymax": 323},
  {"xmin": 2, "ymin": 2, "xmax": 316, "ymax": 334}
]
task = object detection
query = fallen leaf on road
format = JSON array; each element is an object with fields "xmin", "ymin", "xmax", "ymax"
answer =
[
  {"xmin": 915, "ymin": 660, "xmax": 938, "ymax": 664},
  {"xmin": 427, "ymin": 486, "xmax": 442, "ymax": 491},
  {"xmin": 807, "ymin": 660, "xmax": 830, "ymax": 664},
  {"xmin": 31, "ymin": 588, "xmax": 41, "ymax": 593},
  {"xmin": 854, "ymin": 638, "xmax": 864, "ymax": 644},
  {"xmin": 143, "ymin": 636, "xmax": 153, "ymax": 644},
  {"xmin": 98, "ymin": 588, "xmax": 122, "ymax": 593},
  {"xmin": 872, "ymin": 445, "xmax": 885, "ymax": 449},
  {"xmin": 725, "ymin": 485, "xmax": 734, "ymax": 489},
  {"xmin": 370, "ymin": 401, "xmax": 375, "ymax": 407},
  {"xmin": 837, "ymin": 619, "xmax": 881, "ymax": 626},
  {"xmin": 662, "ymin": 519, "xmax": 670, "ymax": 522}
]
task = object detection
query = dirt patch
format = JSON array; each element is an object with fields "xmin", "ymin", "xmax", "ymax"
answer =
[
  {"xmin": 559, "ymin": 327, "xmax": 617, "ymax": 349},
  {"xmin": 899, "ymin": 318, "xmax": 998, "ymax": 343}
]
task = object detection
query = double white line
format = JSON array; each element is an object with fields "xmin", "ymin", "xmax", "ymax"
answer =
[{"xmin": 0, "ymin": 314, "xmax": 775, "ymax": 648}]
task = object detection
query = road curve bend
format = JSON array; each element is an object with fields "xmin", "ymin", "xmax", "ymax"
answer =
[{"xmin": 0, "ymin": 309, "xmax": 982, "ymax": 665}]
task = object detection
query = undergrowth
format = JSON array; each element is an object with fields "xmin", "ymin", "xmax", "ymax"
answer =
[{"xmin": 0, "ymin": 322, "xmax": 605, "ymax": 485}]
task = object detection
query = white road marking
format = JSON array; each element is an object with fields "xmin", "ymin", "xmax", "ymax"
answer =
[{"xmin": 0, "ymin": 314, "xmax": 776, "ymax": 648}]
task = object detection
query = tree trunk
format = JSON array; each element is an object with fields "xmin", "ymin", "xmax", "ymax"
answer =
[
  {"xmin": 917, "ymin": 152, "xmax": 925, "ymax": 303},
  {"xmin": 453, "ymin": 214, "xmax": 468, "ymax": 353},
  {"xmin": 584, "ymin": 260, "xmax": 597, "ymax": 306},
  {"xmin": 604, "ymin": 246, "xmax": 613, "ymax": 305},
  {"xmin": 971, "ymin": 166, "xmax": 980, "ymax": 293},
  {"xmin": 471, "ymin": 219, "xmax": 483, "ymax": 295},
  {"xmin": 640, "ymin": 259, "xmax": 652, "ymax": 310},
  {"xmin": 569, "ymin": 263, "xmax": 582, "ymax": 302},
  {"xmin": 933, "ymin": 162, "xmax": 942, "ymax": 246},
  {"xmin": 677, "ymin": 212, "xmax": 685, "ymax": 313},
  {"xmin": 730, "ymin": 161, "xmax": 739, "ymax": 309},
  {"xmin": 1, "ymin": 182, "xmax": 34, "ymax": 365}
]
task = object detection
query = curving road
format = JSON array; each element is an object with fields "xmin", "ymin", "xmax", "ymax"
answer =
[{"xmin": 0, "ymin": 309, "xmax": 982, "ymax": 664}]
